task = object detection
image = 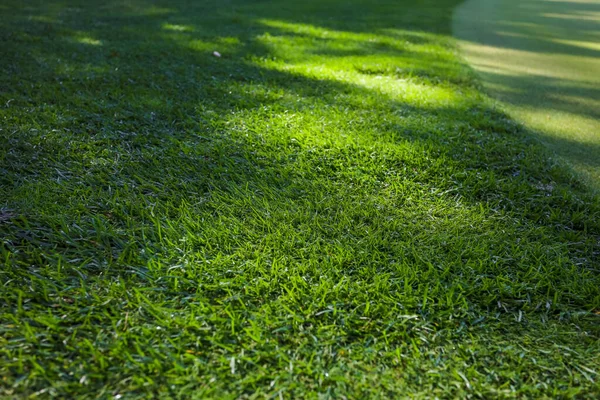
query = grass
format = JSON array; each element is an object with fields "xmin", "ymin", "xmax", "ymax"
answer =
[
  {"xmin": 453, "ymin": 0, "xmax": 600, "ymax": 191},
  {"xmin": 1, "ymin": 0, "xmax": 599, "ymax": 397}
]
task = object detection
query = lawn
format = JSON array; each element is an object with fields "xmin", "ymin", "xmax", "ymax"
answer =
[
  {"xmin": 1, "ymin": 0, "xmax": 599, "ymax": 398},
  {"xmin": 454, "ymin": 0, "xmax": 600, "ymax": 191}
]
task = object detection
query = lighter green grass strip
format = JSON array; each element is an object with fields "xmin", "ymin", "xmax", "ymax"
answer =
[{"xmin": 453, "ymin": 0, "xmax": 600, "ymax": 191}]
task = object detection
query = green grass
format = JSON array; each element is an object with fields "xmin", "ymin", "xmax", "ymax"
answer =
[
  {"xmin": 1, "ymin": 0, "xmax": 600, "ymax": 398},
  {"xmin": 453, "ymin": 0, "xmax": 600, "ymax": 191}
]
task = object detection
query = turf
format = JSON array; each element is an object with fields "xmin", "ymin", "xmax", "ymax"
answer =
[
  {"xmin": 453, "ymin": 0, "xmax": 600, "ymax": 192},
  {"xmin": 1, "ymin": 0, "xmax": 599, "ymax": 398}
]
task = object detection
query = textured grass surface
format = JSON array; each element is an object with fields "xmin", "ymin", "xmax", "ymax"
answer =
[
  {"xmin": 453, "ymin": 0, "xmax": 600, "ymax": 191},
  {"xmin": 1, "ymin": 0, "xmax": 600, "ymax": 398}
]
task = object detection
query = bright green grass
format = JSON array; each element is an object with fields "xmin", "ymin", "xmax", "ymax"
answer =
[
  {"xmin": 453, "ymin": 0, "xmax": 600, "ymax": 191},
  {"xmin": 1, "ymin": 0, "xmax": 600, "ymax": 398}
]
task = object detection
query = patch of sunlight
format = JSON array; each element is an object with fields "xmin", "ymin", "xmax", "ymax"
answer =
[
  {"xmin": 542, "ymin": 12, "xmax": 600, "ymax": 22},
  {"xmin": 493, "ymin": 20, "xmax": 539, "ymax": 30},
  {"xmin": 511, "ymin": 106, "xmax": 599, "ymax": 144},
  {"xmin": 250, "ymin": 56, "xmax": 468, "ymax": 112},
  {"xmin": 547, "ymin": 0, "xmax": 600, "ymax": 5},
  {"xmin": 257, "ymin": 18, "xmax": 339, "ymax": 39},
  {"xmin": 347, "ymin": 70, "xmax": 466, "ymax": 108},
  {"xmin": 251, "ymin": 19, "xmax": 475, "ymax": 113},
  {"xmin": 76, "ymin": 36, "xmax": 103, "ymax": 46},
  {"xmin": 551, "ymin": 38, "xmax": 600, "ymax": 52},
  {"xmin": 162, "ymin": 23, "xmax": 194, "ymax": 32},
  {"xmin": 253, "ymin": 19, "xmax": 458, "ymax": 83},
  {"xmin": 494, "ymin": 30, "xmax": 533, "ymax": 39},
  {"xmin": 458, "ymin": 43, "xmax": 598, "ymax": 81},
  {"xmin": 491, "ymin": 28, "xmax": 600, "ymax": 52},
  {"xmin": 66, "ymin": 32, "xmax": 104, "ymax": 46},
  {"xmin": 255, "ymin": 25, "xmax": 447, "ymax": 64},
  {"xmin": 256, "ymin": 18, "xmax": 404, "ymax": 46},
  {"xmin": 217, "ymin": 37, "xmax": 241, "ymax": 46},
  {"xmin": 511, "ymin": 105, "xmax": 600, "ymax": 185},
  {"xmin": 454, "ymin": 0, "xmax": 600, "ymax": 191}
]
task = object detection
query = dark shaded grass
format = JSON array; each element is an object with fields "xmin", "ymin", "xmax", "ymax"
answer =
[{"xmin": 1, "ymin": 0, "xmax": 599, "ymax": 398}]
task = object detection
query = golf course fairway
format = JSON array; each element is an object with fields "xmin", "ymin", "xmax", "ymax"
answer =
[{"xmin": 453, "ymin": 0, "xmax": 600, "ymax": 191}]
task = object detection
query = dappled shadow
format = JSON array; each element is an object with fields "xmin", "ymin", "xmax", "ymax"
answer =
[
  {"xmin": 537, "ymin": 132, "xmax": 600, "ymax": 170},
  {"xmin": 2, "ymin": 0, "xmax": 598, "ymax": 314},
  {"xmin": 453, "ymin": 0, "xmax": 600, "ymax": 186},
  {"xmin": 0, "ymin": 0, "xmax": 478, "ymax": 188},
  {"xmin": 475, "ymin": 68, "xmax": 600, "ymax": 121},
  {"xmin": 455, "ymin": 0, "xmax": 600, "ymax": 58},
  {"xmin": 1, "ymin": 0, "xmax": 600, "ymax": 395}
]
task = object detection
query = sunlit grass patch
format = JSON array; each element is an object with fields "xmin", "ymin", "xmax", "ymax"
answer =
[
  {"xmin": 1, "ymin": 0, "xmax": 599, "ymax": 397},
  {"xmin": 162, "ymin": 23, "xmax": 194, "ymax": 32}
]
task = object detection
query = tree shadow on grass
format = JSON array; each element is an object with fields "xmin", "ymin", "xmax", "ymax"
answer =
[
  {"xmin": 1, "ymin": 0, "xmax": 600, "ymax": 396},
  {"xmin": 454, "ymin": 0, "xmax": 600, "ymax": 58},
  {"xmin": 474, "ymin": 68, "xmax": 600, "ymax": 121},
  {"xmin": 2, "ymin": 0, "xmax": 599, "ymax": 319}
]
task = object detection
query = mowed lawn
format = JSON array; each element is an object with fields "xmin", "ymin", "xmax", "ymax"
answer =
[
  {"xmin": 454, "ymin": 0, "xmax": 600, "ymax": 191},
  {"xmin": 1, "ymin": 0, "xmax": 599, "ymax": 398}
]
